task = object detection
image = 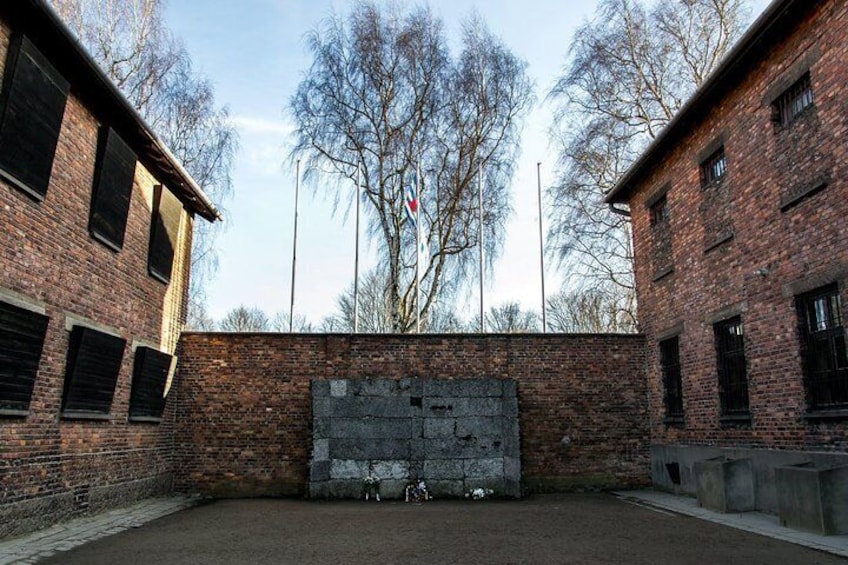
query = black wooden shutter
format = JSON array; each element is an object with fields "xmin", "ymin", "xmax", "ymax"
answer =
[
  {"xmin": 62, "ymin": 326, "xmax": 125, "ymax": 416},
  {"xmin": 0, "ymin": 35, "xmax": 69, "ymax": 199},
  {"xmin": 148, "ymin": 185, "xmax": 182, "ymax": 283},
  {"xmin": 89, "ymin": 127, "xmax": 137, "ymax": 250},
  {"xmin": 0, "ymin": 301, "xmax": 49, "ymax": 413},
  {"xmin": 129, "ymin": 347, "xmax": 172, "ymax": 421}
]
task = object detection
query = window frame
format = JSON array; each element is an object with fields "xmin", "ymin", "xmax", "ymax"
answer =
[
  {"xmin": 714, "ymin": 316, "xmax": 750, "ymax": 422},
  {"xmin": 772, "ymin": 72, "xmax": 814, "ymax": 127},
  {"xmin": 61, "ymin": 325, "xmax": 126, "ymax": 419},
  {"xmin": 128, "ymin": 346, "xmax": 173, "ymax": 423},
  {"xmin": 147, "ymin": 185, "xmax": 183, "ymax": 284},
  {"xmin": 796, "ymin": 284, "xmax": 847, "ymax": 412},
  {"xmin": 88, "ymin": 127, "xmax": 138, "ymax": 251},
  {"xmin": 659, "ymin": 336, "xmax": 684, "ymax": 424},
  {"xmin": 0, "ymin": 300, "xmax": 50, "ymax": 416},
  {"xmin": 0, "ymin": 34, "xmax": 70, "ymax": 201},
  {"xmin": 700, "ymin": 146, "xmax": 727, "ymax": 188}
]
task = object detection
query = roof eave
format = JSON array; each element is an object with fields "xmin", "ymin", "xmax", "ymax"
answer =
[{"xmin": 605, "ymin": 0, "xmax": 817, "ymax": 205}]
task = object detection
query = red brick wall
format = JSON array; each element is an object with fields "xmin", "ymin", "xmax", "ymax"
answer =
[
  {"xmin": 172, "ymin": 333, "xmax": 649, "ymax": 497},
  {"xmin": 627, "ymin": 0, "xmax": 847, "ymax": 451},
  {"xmin": 0, "ymin": 16, "xmax": 191, "ymax": 536}
]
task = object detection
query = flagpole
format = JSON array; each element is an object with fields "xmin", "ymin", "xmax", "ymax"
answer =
[
  {"xmin": 289, "ymin": 159, "xmax": 300, "ymax": 333},
  {"xmin": 354, "ymin": 163, "xmax": 361, "ymax": 333},
  {"xmin": 537, "ymin": 162, "xmax": 547, "ymax": 333},
  {"xmin": 415, "ymin": 160, "xmax": 421, "ymax": 334},
  {"xmin": 478, "ymin": 163, "xmax": 484, "ymax": 333}
]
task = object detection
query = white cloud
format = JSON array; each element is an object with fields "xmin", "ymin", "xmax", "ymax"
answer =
[{"xmin": 230, "ymin": 115, "xmax": 294, "ymax": 135}]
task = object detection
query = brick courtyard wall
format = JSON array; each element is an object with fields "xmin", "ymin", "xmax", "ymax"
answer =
[
  {"xmin": 0, "ymin": 14, "xmax": 194, "ymax": 538},
  {"xmin": 625, "ymin": 0, "xmax": 848, "ymax": 453},
  {"xmin": 172, "ymin": 333, "xmax": 649, "ymax": 497}
]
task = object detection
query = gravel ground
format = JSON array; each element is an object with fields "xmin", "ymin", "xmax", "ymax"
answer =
[{"xmin": 41, "ymin": 493, "xmax": 843, "ymax": 565}]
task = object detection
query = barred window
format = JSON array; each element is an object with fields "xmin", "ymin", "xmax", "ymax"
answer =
[
  {"xmin": 796, "ymin": 285, "xmax": 847, "ymax": 410},
  {"xmin": 650, "ymin": 195, "xmax": 668, "ymax": 227},
  {"xmin": 714, "ymin": 317, "xmax": 750, "ymax": 420},
  {"xmin": 660, "ymin": 336, "xmax": 684, "ymax": 422},
  {"xmin": 773, "ymin": 73, "xmax": 813, "ymax": 126},
  {"xmin": 700, "ymin": 146, "xmax": 727, "ymax": 187}
]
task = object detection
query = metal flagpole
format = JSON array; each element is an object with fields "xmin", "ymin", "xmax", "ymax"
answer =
[
  {"xmin": 478, "ymin": 163, "xmax": 484, "ymax": 333},
  {"xmin": 289, "ymin": 159, "xmax": 300, "ymax": 333},
  {"xmin": 537, "ymin": 162, "xmax": 547, "ymax": 333},
  {"xmin": 415, "ymin": 161, "xmax": 421, "ymax": 334},
  {"xmin": 354, "ymin": 163, "xmax": 361, "ymax": 333}
]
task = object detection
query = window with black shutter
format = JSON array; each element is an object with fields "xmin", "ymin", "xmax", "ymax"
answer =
[
  {"xmin": 0, "ymin": 301, "xmax": 49, "ymax": 415},
  {"xmin": 714, "ymin": 316, "xmax": 750, "ymax": 422},
  {"xmin": 129, "ymin": 347, "xmax": 172, "ymax": 422},
  {"xmin": 89, "ymin": 127, "xmax": 137, "ymax": 250},
  {"xmin": 148, "ymin": 185, "xmax": 182, "ymax": 283},
  {"xmin": 660, "ymin": 336, "xmax": 684, "ymax": 424},
  {"xmin": 796, "ymin": 285, "xmax": 847, "ymax": 411},
  {"xmin": 0, "ymin": 35, "xmax": 69, "ymax": 200},
  {"xmin": 61, "ymin": 326, "xmax": 125, "ymax": 418}
]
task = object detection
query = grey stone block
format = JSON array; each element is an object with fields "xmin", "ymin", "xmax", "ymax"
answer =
[
  {"xmin": 502, "ymin": 379, "xmax": 517, "ymax": 399},
  {"xmin": 776, "ymin": 463, "xmax": 848, "ymax": 535},
  {"xmin": 408, "ymin": 460, "xmax": 424, "ymax": 480},
  {"xmin": 424, "ymin": 397, "xmax": 502, "ymax": 418},
  {"xmin": 503, "ymin": 479, "xmax": 522, "ymax": 498},
  {"xmin": 428, "ymin": 480, "xmax": 465, "ymax": 498},
  {"xmin": 464, "ymin": 477, "xmax": 506, "ymax": 495},
  {"xmin": 464, "ymin": 458, "xmax": 504, "ymax": 478},
  {"xmin": 424, "ymin": 437, "xmax": 503, "ymax": 459},
  {"xmin": 357, "ymin": 379, "xmax": 398, "ymax": 396},
  {"xmin": 330, "ymin": 397, "xmax": 411, "ymax": 418},
  {"xmin": 502, "ymin": 418, "xmax": 521, "ymax": 457},
  {"xmin": 503, "ymin": 396, "xmax": 519, "ymax": 417},
  {"xmin": 397, "ymin": 377, "xmax": 422, "ymax": 396},
  {"xmin": 455, "ymin": 417, "xmax": 502, "ymax": 438},
  {"xmin": 312, "ymin": 439, "xmax": 329, "ymax": 461},
  {"xmin": 311, "ymin": 380, "xmax": 330, "ymax": 397},
  {"xmin": 331, "ymin": 459, "xmax": 368, "ymax": 480},
  {"xmin": 310, "ymin": 460, "xmax": 331, "ymax": 482},
  {"xmin": 309, "ymin": 482, "xmax": 330, "ymax": 499},
  {"xmin": 312, "ymin": 417, "xmax": 330, "ymax": 439},
  {"xmin": 327, "ymin": 479, "xmax": 363, "ymax": 499},
  {"xmin": 331, "ymin": 438, "xmax": 410, "ymax": 460},
  {"xmin": 330, "ymin": 379, "xmax": 348, "ymax": 398},
  {"xmin": 379, "ymin": 479, "xmax": 408, "ymax": 500},
  {"xmin": 373, "ymin": 460, "xmax": 409, "ymax": 480},
  {"xmin": 330, "ymin": 418, "xmax": 412, "ymax": 439},
  {"xmin": 694, "ymin": 457, "xmax": 755, "ymax": 513},
  {"xmin": 410, "ymin": 438, "xmax": 425, "ymax": 460},
  {"xmin": 424, "ymin": 418, "xmax": 455, "ymax": 438},
  {"xmin": 504, "ymin": 456, "xmax": 521, "ymax": 482},
  {"xmin": 424, "ymin": 459, "xmax": 465, "ymax": 480},
  {"xmin": 312, "ymin": 398, "xmax": 331, "ymax": 418}
]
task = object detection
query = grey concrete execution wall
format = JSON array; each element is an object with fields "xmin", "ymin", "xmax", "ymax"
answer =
[{"xmin": 309, "ymin": 378, "xmax": 520, "ymax": 499}]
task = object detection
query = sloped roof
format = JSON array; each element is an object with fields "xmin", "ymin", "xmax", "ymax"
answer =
[
  {"xmin": 1, "ymin": 0, "xmax": 221, "ymax": 222},
  {"xmin": 606, "ymin": 0, "xmax": 821, "ymax": 204}
]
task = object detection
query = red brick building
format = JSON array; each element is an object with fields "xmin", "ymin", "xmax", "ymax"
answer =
[
  {"xmin": 0, "ymin": 0, "xmax": 218, "ymax": 537},
  {"xmin": 607, "ymin": 0, "xmax": 847, "ymax": 512}
]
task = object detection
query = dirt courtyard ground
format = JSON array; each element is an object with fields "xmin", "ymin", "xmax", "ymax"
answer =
[{"xmin": 42, "ymin": 494, "xmax": 842, "ymax": 564}]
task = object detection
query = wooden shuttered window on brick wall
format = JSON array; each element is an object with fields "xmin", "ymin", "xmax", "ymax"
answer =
[
  {"xmin": 129, "ymin": 347, "xmax": 172, "ymax": 422},
  {"xmin": 0, "ymin": 35, "xmax": 69, "ymax": 200},
  {"xmin": 0, "ymin": 301, "xmax": 49, "ymax": 414},
  {"xmin": 61, "ymin": 326, "xmax": 125, "ymax": 417},
  {"xmin": 89, "ymin": 127, "xmax": 137, "ymax": 250},
  {"xmin": 148, "ymin": 185, "xmax": 182, "ymax": 283}
]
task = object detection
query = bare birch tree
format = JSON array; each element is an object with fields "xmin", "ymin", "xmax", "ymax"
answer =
[
  {"xmin": 291, "ymin": 2, "xmax": 533, "ymax": 333},
  {"xmin": 219, "ymin": 306, "xmax": 270, "ymax": 333},
  {"xmin": 547, "ymin": 0, "xmax": 751, "ymax": 329},
  {"xmin": 50, "ymin": 0, "xmax": 237, "ymax": 325}
]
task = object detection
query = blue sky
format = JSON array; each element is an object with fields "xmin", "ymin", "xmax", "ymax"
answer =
[{"xmin": 164, "ymin": 0, "xmax": 769, "ymax": 326}]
